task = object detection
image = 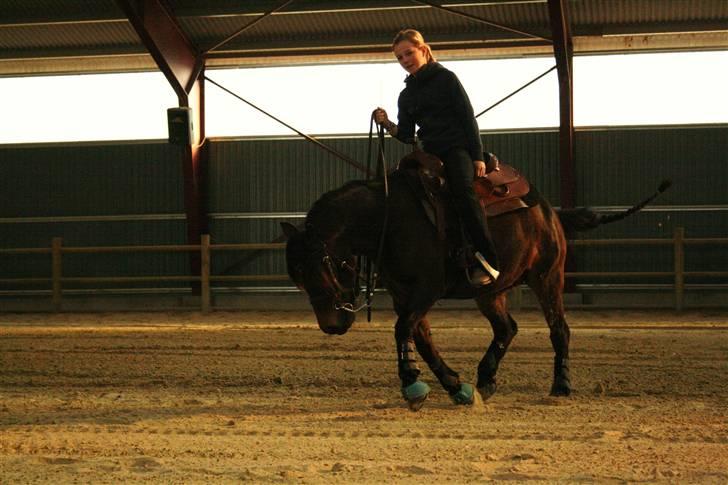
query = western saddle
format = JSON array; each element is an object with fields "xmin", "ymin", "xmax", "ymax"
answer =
[{"xmin": 396, "ymin": 149, "xmax": 531, "ymax": 240}]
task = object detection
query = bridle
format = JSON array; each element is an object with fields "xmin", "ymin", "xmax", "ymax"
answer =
[{"xmin": 306, "ymin": 239, "xmax": 369, "ymax": 313}]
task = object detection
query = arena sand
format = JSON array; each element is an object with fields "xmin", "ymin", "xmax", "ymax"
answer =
[{"xmin": 1, "ymin": 309, "xmax": 727, "ymax": 483}]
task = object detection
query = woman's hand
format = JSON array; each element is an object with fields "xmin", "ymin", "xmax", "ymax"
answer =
[
  {"xmin": 373, "ymin": 107, "xmax": 397, "ymax": 135},
  {"xmin": 373, "ymin": 107, "xmax": 389, "ymax": 125},
  {"xmin": 476, "ymin": 153, "xmax": 501, "ymax": 178},
  {"xmin": 473, "ymin": 160, "xmax": 486, "ymax": 178}
]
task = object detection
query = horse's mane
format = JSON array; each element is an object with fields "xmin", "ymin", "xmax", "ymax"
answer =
[{"xmin": 305, "ymin": 179, "xmax": 377, "ymax": 236}]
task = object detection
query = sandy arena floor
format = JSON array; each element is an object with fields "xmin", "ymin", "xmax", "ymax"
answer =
[{"xmin": 0, "ymin": 309, "xmax": 727, "ymax": 483}]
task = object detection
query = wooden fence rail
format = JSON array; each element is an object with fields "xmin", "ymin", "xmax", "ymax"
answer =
[{"xmin": 1, "ymin": 228, "xmax": 726, "ymax": 312}]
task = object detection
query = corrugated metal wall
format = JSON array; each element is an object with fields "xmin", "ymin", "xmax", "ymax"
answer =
[
  {"xmin": 0, "ymin": 141, "xmax": 188, "ymax": 286},
  {"xmin": 208, "ymin": 136, "xmax": 410, "ymax": 280},
  {"xmin": 1, "ymin": 125, "xmax": 726, "ymax": 295},
  {"xmin": 573, "ymin": 125, "xmax": 728, "ymax": 279}
]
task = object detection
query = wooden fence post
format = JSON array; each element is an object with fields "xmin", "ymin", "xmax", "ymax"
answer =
[
  {"xmin": 674, "ymin": 227, "xmax": 685, "ymax": 311},
  {"xmin": 51, "ymin": 237, "xmax": 63, "ymax": 312},
  {"xmin": 201, "ymin": 234, "xmax": 211, "ymax": 313}
]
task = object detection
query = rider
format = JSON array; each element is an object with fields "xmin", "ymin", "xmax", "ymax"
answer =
[{"xmin": 374, "ymin": 28, "xmax": 500, "ymax": 286}]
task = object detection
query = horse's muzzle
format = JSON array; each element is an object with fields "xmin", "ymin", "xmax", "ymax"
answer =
[
  {"xmin": 319, "ymin": 324, "xmax": 349, "ymax": 335},
  {"xmin": 315, "ymin": 307, "xmax": 355, "ymax": 335}
]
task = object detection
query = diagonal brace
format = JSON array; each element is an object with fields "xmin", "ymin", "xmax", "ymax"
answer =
[{"xmin": 413, "ymin": 0, "xmax": 552, "ymax": 43}]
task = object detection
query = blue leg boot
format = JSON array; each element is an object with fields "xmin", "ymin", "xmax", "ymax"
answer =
[
  {"xmin": 450, "ymin": 383, "xmax": 475, "ymax": 405},
  {"xmin": 401, "ymin": 381, "xmax": 431, "ymax": 412}
]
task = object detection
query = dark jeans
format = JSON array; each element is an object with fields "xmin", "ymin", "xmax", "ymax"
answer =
[{"xmin": 437, "ymin": 147, "xmax": 499, "ymax": 270}]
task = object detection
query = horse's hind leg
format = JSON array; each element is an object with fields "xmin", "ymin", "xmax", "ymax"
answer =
[
  {"xmin": 413, "ymin": 318, "xmax": 474, "ymax": 405},
  {"xmin": 528, "ymin": 272, "xmax": 572, "ymax": 396},
  {"xmin": 474, "ymin": 293, "xmax": 518, "ymax": 400}
]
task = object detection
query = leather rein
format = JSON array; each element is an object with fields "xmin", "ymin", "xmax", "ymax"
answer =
[{"xmin": 307, "ymin": 113, "xmax": 390, "ymax": 316}]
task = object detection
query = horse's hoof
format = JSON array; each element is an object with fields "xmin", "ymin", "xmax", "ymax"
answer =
[
  {"xmin": 550, "ymin": 380, "xmax": 572, "ymax": 397},
  {"xmin": 402, "ymin": 381, "xmax": 431, "ymax": 412},
  {"xmin": 477, "ymin": 382, "xmax": 497, "ymax": 401},
  {"xmin": 450, "ymin": 383, "xmax": 475, "ymax": 405}
]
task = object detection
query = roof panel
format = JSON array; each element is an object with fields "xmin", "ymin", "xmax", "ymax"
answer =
[
  {"xmin": 0, "ymin": 0, "xmax": 726, "ymax": 75},
  {"xmin": 2, "ymin": 0, "xmax": 123, "ymax": 24},
  {"xmin": 571, "ymin": 0, "xmax": 728, "ymax": 27},
  {"xmin": 0, "ymin": 21, "xmax": 140, "ymax": 55}
]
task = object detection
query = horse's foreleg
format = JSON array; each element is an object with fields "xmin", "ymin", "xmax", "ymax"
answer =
[
  {"xmin": 412, "ymin": 317, "xmax": 459, "ymax": 393},
  {"xmin": 395, "ymin": 314, "xmax": 421, "ymax": 387},
  {"xmin": 394, "ymin": 311, "xmax": 432, "ymax": 411},
  {"xmin": 412, "ymin": 318, "xmax": 473, "ymax": 404},
  {"xmin": 474, "ymin": 293, "xmax": 518, "ymax": 400}
]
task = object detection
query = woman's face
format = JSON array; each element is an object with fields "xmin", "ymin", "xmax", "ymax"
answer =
[{"xmin": 393, "ymin": 40, "xmax": 428, "ymax": 75}]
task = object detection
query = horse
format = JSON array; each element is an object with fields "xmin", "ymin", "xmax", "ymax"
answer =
[{"xmin": 282, "ymin": 163, "xmax": 669, "ymax": 411}]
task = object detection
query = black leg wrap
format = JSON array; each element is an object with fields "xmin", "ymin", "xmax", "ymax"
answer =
[{"xmin": 398, "ymin": 339, "xmax": 420, "ymax": 387}]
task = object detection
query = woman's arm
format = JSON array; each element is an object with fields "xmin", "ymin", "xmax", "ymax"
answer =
[
  {"xmin": 449, "ymin": 73, "xmax": 483, "ymax": 162},
  {"xmin": 394, "ymin": 94, "xmax": 416, "ymax": 144}
]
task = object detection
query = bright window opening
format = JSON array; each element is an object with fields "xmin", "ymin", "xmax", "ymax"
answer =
[{"xmin": 0, "ymin": 51, "xmax": 726, "ymax": 144}]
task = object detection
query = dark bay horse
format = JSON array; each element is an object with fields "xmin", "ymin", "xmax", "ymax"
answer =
[{"xmin": 282, "ymin": 169, "xmax": 669, "ymax": 410}]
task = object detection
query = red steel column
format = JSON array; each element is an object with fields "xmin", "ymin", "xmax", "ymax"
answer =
[
  {"xmin": 547, "ymin": 0, "xmax": 575, "ymax": 210},
  {"xmin": 548, "ymin": 0, "xmax": 577, "ymax": 293},
  {"xmin": 116, "ymin": 0, "xmax": 208, "ymax": 281}
]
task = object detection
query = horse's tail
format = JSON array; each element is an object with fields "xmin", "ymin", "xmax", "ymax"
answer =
[{"xmin": 556, "ymin": 179, "xmax": 671, "ymax": 232}]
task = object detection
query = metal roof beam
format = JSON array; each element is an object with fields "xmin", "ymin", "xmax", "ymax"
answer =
[
  {"xmin": 0, "ymin": 10, "xmax": 126, "ymax": 26},
  {"xmin": 115, "ymin": 0, "xmax": 201, "ymax": 98},
  {"xmin": 201, "ymin": 31, "xmax": 551, "ymax": 56},
  {"xmin": 0, "ymin": 45, "xmax": 147, "ymax": 61},
  {"xmin": 576, "ymin": 21, "xmax": 728, "ymax": 37}
]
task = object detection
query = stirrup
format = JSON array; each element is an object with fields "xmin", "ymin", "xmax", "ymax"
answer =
[
  {"xmin": 469, "ymin": 268, "xmax": 493, "ymax": 287},
  {"xmin": 474, "ymin": 252, "xmax": 500, "ymax": 280}
]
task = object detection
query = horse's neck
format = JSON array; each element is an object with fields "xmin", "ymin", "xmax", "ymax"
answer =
[{"xmin": 307, "ymin": 182, "xmax": 383, "ymax": 256}]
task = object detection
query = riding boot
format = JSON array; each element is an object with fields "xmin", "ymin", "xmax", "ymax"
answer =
[{"xmin": 439, "ymin": 147, "xmax": 500, "ymax": 287}]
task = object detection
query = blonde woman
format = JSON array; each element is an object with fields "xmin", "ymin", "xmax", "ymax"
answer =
[{"xmin": 374, "ymin": 29, "xmax": 499, "ymax": 286}]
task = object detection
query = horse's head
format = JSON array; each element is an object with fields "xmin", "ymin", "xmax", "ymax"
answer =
[{"xmin": 282, "ymin": 223, "xmax": 359, "ymax": 335}]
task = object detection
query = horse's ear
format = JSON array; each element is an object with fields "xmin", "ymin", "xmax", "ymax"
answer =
[{"xmin": 280, "ymin": 222, "xmax": 300, "ymax": 240}]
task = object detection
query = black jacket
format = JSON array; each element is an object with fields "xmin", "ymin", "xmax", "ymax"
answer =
[{"xmin": 394, "ymin": 62, "xmax": 483, "ymax": 161}]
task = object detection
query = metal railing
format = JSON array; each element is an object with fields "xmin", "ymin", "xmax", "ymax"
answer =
[{"xmin": 1, "ymin": 228, "xmax": 726, "ymax": 312}]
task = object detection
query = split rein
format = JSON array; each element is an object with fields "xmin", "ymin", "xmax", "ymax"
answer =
[{"xmin": 308, "ymin": 113, "xmax": 390, "ymax": 316}]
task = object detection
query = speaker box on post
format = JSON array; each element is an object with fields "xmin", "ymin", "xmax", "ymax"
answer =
[{"xmin": 167, "ymin": 107, "xmax": 194, "ymax": 145}]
